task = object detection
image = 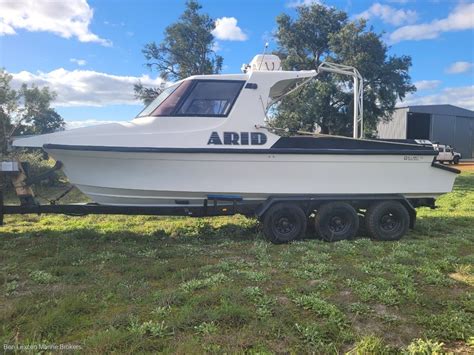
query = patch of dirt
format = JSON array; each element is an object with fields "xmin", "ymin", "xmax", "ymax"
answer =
[
  {"xmin": 457, "ymin": 162, "xmax": 474, "ymax": 172},
  {"xmin": 276, "ymin": 296, "xmax": 291, "ymax": 306},
  {"xmin": 443, "ymin": 341, "xmax": 473, "ymax": 354}
]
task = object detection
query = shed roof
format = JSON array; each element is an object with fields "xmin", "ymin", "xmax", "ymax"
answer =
[{"xmin": 395, "ymin": 104, "xmax": 474, "ymax": 118}]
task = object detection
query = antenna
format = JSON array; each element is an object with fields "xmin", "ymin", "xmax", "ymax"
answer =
[{"xmin": 258, "ymin": 42, "xmax": 269, "ymax": 71}]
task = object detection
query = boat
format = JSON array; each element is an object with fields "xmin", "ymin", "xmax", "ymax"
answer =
[{"xmin": 12, "ymin": 55, "xmax": 459, "ymax": 208}]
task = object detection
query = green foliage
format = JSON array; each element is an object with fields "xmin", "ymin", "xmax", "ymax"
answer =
[
  {"xmin": 129, "ymin": 319, "xmax": 173, "ymax": 338},
  {"xmin": 0, "ymin": 69, "xmax": 64, "ymax": 154},
  {"xmin": 293, "ymin": 293, "xmax": 346, "ymax": 325},
  {"xmin": 417, "ymin": 309, "xmax": 473, "ymax": 341},
  {"xmin": 273, "ymin": 3, "xmax": 415, "ymax": 136},
  {"xmin": 0, "ymin": 69, "xmax": 17, "ymax": 153},
  {"xmin": 135, "ymin": 0, "xmax": 223, "ymax": 103},
  {"xmin": 12, "ymin": 151, "xmax": 65, "ymax": 187},
  {"xmin": 5, "ymin": 280, "xmax": 19, "ymax": 295},
  {"xmin": 15, "ymin": 84, "xmax": 64, "ymax": 135},
  {"xmin": 29, "ymin": 270, "xmax": 56, "ymax": 284},
  {"xmin": 180, "ymin": 272, "xmax": 229, "ymax": 292},
  {"xmin": 346, "ymin": 277, "xmax": 400, "ymax": 306},
  {"xmin": 243, "ymin": 286, "xmax": 276, "ymax": 319},
  {"xmin": 194, "ymin": 321, "xmax": 218, "ymax": 335},
  {"xmin": 405, "ymin": 338, "xmax": 444, "ymax": 354},
  {"xmin": 151, "ymin": 305, "xmax": 172, "ymax": 318},
  {"xmin": 347, "ymin": 335, "xmax": 392, "ymax": 354}
]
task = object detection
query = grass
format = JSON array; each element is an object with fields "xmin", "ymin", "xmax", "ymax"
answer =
[{"xmin": 0, "ymin": 172, "xmax": 473, "ymax": 353}]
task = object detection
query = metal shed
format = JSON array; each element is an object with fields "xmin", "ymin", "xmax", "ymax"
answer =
[{"xmin": 377, "ymin": 104, "xmax": 474, "ymax": 159}]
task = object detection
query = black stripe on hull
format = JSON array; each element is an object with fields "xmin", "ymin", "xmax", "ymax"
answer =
[{"xmin": 44, "ymin": 144, "xmax": 437, "ymax": 156}]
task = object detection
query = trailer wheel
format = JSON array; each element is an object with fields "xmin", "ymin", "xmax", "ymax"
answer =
[
  {"xmin": 365, "ymin": 201, "xmax": 409, "ymax": 241},
  {"xmin": 315, "ymin": 202, "xmax": 359, "ymax": 242},
  {"xmin": 262, "ymin": 203, "xmax": 306, "ymax": 244}
]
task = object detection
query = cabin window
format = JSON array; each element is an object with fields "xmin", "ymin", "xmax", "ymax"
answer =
[
  {"xmin": 137, "ymin": 80, "xmax": 244, "ymax": 118},
  {"xmin": 175, "ymin": 80, "xmax": 244, "ymax": 117}
]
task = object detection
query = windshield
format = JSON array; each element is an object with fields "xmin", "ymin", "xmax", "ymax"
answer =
[
  {"xmin": 137, "ymin": 82, "xmax": 182, "ymax": 117},
  {"xmin": 137, "ymin": 79, "xmax": 244, "ymax": 118}
]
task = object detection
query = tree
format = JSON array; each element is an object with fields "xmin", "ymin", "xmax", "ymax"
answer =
[
  {"xmin": 135, "ymin": 0, "xmax": 223, "ymax": 104},
  {"xmin": 0, "ymin": 69, "xmax": 65, "ymax": 154},
  {"xmin": 0, "ymin": 70, "xmax": 17, "ymax": 154},
  {"xmin": 16, "ymin": 84, "xmax": 65, "ymax": 135},
  {"xmin": 273, "ymin": 4, "xmax": 416, "ymax": 136}
]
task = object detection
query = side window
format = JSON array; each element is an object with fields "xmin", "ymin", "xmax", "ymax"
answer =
[{"xmin": 176, "ymin": 81, "xmax": 244, "ymax": 117}]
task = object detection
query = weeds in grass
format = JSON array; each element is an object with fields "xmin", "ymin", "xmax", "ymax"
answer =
[
  {"xmin": 450, "ymin": 264, "xmax": 474, "ymax": 286},
  {"xmin": 151, "ymin": 305, "xmax": 172, "ymax": 318},
  {"xmin": 468, "ymin": 336, "xmax": 474, "ymax": 347},
  {"xmin": 129, "ymin": 318, "xmax": 173, "ymax": 338},
  {"xmin": 348, "ymin": 302, "xmax": 372, "ymax": 316},
  {"xmin": 405, "ymin": 338, "xmax": 444, "ymax": 354},
  {"xmin": 243, "ymin": 286, "xmax": 275, "ymax": 319},
  {"xmin": 251, "ymin": 241, "xmax": 270, "ymax": 266},
  {"xmin": 5, "ymin": 280, "xmax": 19, "ymax": 295},
  {"xmin": 293, "ymin": 293, "xmax": 346, "ymax": 324},
  {"xmin": 180, "ymin": 273, "xmax": 229, "ymax": 293},
  {"xmin": 194, "ymin": 321, "xmax": 218, "ymax": 335},
  {"xmin": 29, "ymin": 270, "xmax": 56, "ymax": 284},
  {"xmin": 417, "ymin": 263, "xmax": 453, "ymax": 286},
  {"xmin": 346, "ymin": 277, "xmax": 400, "ymax": 305},
  {"xmin": 234, "ymin": 269, "xmax": 268, "ymax": 282},
  {"xmin": 291, "ymin": 262, "xmax": 335, "ymax": 280},
  {"xmin": 417, "ymin": 309, "xmax": 473, "ymax": 341},
  {"xmin": 294, "ymin": 323, "xmax": 326, "ymax": 348},
  {"xmin": 347, "ymin": 335, "xmax": 392, "ymax": 354},
  {"xmin": 137, "ymin": 248, "xmax": 158, "ymax": 257},
  {"xmin": 292, "ymin": 293, "xmax": 353, "ymax": 344}
]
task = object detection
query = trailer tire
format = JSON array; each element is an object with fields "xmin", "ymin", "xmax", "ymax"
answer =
[
  {"xmin": 365, "ymin": 201, "xmax": 409, "ymax": 241},
  {"xmin": 262, "ymin": 203, "xmax": 307, "ymax": 244},
  {"xmin": 315, "ymin": 202, "xmax": 359, "ymax": 242}
]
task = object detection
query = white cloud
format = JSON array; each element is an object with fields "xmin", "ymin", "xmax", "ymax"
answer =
[
  {"xmin": 211, "ymin": 41, "xmax": 221, "ymax": 52},
  {"xmin": 390, "ymin": 3, "xmax": 474, "ymax": 43},
  {"xmin": 414, "ymin": 80, "xmax": 441, "ymax": 90},
  {"xmin": 445, "ymin": 61, "xmax": 473, "ymax": 74},
  {"xmin": 212, "ymin": 17, "xmax": 247, "ymax": 41},
  {"xmin": 400, "ymin": 86, "xmax": 474, "ymax": 110},
  {"xmin": 70, "ymin": 58, "xmax": 87, "ymax": 66},
  {"xmin": 356, "ymin": 3, "xmax": 417, "ymax": 26},
  {"xmin": 65, "ymin": 119, "xmax": 122, "ymax": 130},
  {"xmin": 286, "ymin": 0, "xmax": 322, "ymax": 8},
  {"xmin": 9, "ymin": 69, "xmax": 164, "ymax": 107},
  {"xmin": 0, "ymin": 0, "xmax": 111, "ymax": 46}
]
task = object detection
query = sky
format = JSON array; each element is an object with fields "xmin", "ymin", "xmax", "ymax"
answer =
[{"xmin": 0, "ymin": 0, "xmax": 473, "ymax": 129}]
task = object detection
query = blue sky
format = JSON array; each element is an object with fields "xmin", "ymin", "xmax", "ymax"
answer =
[{"xmin": 1, "ymin": 0, "xmax": 473, "ymax": 128}]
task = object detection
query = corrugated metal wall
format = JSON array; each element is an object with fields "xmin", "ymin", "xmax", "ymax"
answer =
[
  {"xmin": 377, "ymin": 108, "xmax": 407, "ymax": 139},
  {"xmin": 431, "ymin": 115, "xmax": 473, "ymax": 158},
  {"xmin": 378, "ymin": 106, "xmax": 474, "ymax": 159},
  {"xmin": 431, "ymin": 114, "xmax": 455, "ymax": 143},
  {"xmin": 453, "ymin": 117, "xmax": 472, "ymax": 159}
]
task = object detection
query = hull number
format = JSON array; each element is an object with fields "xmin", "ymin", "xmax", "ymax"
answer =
[{"xmin": 404, "ymin": 156, "xmax": 422, "ymax": 161}]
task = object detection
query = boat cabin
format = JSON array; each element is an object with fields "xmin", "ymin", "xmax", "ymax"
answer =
[{"xmin": 136, "ymin": 55, "xmax": 316, "ymax": 125}]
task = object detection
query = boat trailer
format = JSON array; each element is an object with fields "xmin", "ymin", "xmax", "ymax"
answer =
[{"xmin": 1, "ymin": 159, "xmax": 437, "ymax": 244}]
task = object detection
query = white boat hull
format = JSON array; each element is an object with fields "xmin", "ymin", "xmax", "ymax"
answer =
[{"xmin": 46, "ymin": 148, "xmax": 457, "ymax": 206}]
